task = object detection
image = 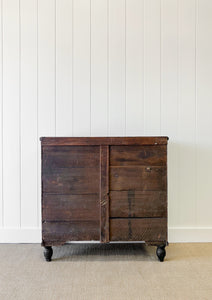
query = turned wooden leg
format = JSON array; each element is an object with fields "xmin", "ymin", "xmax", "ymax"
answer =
[
  {"xmin": 156, "ymin": 245, "xmax": 166, "ymax": 262},
  {"xmin": 44, "ymin": 246, "xmax": 53, "ymax": 262}
]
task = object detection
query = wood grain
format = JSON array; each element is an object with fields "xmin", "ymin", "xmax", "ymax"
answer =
[
  {"xmin": 110, "ymin": 218, "xmax": 167, "ymax": 242},
  {"xmin": 43, "ymin": 221, "xmax": 100, "ymax": 244},
  {"xmin": 100, "ymin": 146, "xmax": 109, "ymax": 243},
  {"xmin": 110, "ymin": 191, "xmax": 167, "ymax": 218},
  {"xmin": 110, "ymin": 145, "xmax": 167, "ymax": 166},
  {"xmin": 40, "ymin": 137, "xmax": 169, "ymax": 146},
  {"xmin": 110, "ymin": 166, "xmax": 167, "ymax": 191},
  {"xmin": 43, "ymin": 146, "xmax": 100, "ymax": 168},
  {"xmin": 42, "ymin": 194, "xmax": 100, "ymax": 221},
  {"xmin": 43, "ymin": 167, "xmax": 100, "ymax": 194}
]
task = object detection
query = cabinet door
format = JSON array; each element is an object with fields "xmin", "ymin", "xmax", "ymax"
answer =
[
  {"xmin": 109, "ymin": 145, "xmax": 167, "ymax": 242},
  {"xmin": 42, "ymin": 146, "xmax": 100, "ymax": 244}
]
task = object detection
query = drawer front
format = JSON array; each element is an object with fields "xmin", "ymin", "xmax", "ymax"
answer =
[
  {"xmin": 110, "ymin": 145, "xmax": 167, "ymax": 166},
  {"xmin": 42, "ymin": 146, "xmax": 100, "ymax": 194},
  {"xmin": 110, "ymin": 218, "xmax": 167, "ymax": 242},
  {"xmin": 110, "ymin": 191, "xmax": 167, "ymax": 218},
  {"xmin": 42, "ymin": 194, "xmax": 100, "ymax": 222},
  {"xmin": 43, "ymin": 221, "xmax": 100, "ymax": 242},
  {"xmin": 110, "ymin": 166, "xmax": 167, "ymax": 191}
]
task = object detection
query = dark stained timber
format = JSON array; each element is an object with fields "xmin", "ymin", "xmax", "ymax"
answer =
[{"xmin": 41, "ymin": 137, "xmax": 168, "ymax": 261}]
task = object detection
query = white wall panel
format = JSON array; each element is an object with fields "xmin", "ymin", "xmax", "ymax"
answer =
[
  {"xmin": 38, "ymin": 0, "xmax": 56, "ymax": 226},
  {"xmin": 20, "ymin": 0, "xmax": 38, "ymax": 227},
  {"xmin": 108, "ymin": 0, "xmax": 126, "ymax": 136},
  {"xmin": 90, "ymin": 0, "xmax": 108, "ymax": 136},
  {"xmin": 2, "ymin": 0, "xmax": 20, "ymax": 227},
  {"xmin": 56, "ymin": 0, "xmax": 73, "ymax": 136},
  {"xmin": 126, "ymin": 0, "xmax": 144, "ymax": 136},
  {"xmin": 161, "ymin": 0, "xmax": 179, "ymax": 227},
  {"xmin": 144, "ymin": 0, "xmax": 161, "ymax": 135},
  {"xmin": 72, "ymin": 0, "xmax": 90, "ymax": 136},
  {"xmin": 196, "ymin": 0, "xmax": 212, "ymax": 227},
  {"xmin": 0, "ymin": 0, "xmax": 212, "ymax": 242},
  {"xmin": 178, "ymin": 0, "xmax": 196, "ymax": 226},
  {"xmin": 0, "ymin": 0, "xmax": 2, "ymax": 227}
]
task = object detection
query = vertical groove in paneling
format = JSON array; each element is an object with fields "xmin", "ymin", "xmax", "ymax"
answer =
[
  {"xmin": 3, "ymin": 0, "xmax": 20, "ymax": 227},
  {"xmin": 37, "ymin": 0, "xmax": 56, "ymax": 226},
  {"xmin": 0, "ymin": 0, "xmax": 2, "ymax": 227},
  {"xmin": 108, "ymin": 0, "xmax": 126, "ymax": 136},
  {"xmin": 20, "ymin": 0, "xmax": 38, "ymax": 227},
  {"xmin": 72, "ymin": 0, "xmax": 90, "ymax": 136},
  {"xmin": 125, "ymin": 0, "xmax": 144, "ymax": 136},
  {"xmin": 55, "ymin": 0, "xmax": 72, "ymax": 136},
  {"xmin": 90, "ymin": 0, "xmax": 108, "ymax": 136}
]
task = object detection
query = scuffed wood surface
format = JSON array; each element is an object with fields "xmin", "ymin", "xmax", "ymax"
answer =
[
  {"xmin": 110, "ymin": 145, "xmax": 167, "ymax": 166},
  {"xmin": 110, "ymin": 191, "xmax": 167, "ymax": 218},
  {"xmin": 110, "ymin": 218, "xmax": 167, "ymax": 242}
]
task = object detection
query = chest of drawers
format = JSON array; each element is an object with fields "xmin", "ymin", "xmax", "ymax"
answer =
[{"xmin": 41, "ymin": 137, "xmax": 168, "ymax": 261}]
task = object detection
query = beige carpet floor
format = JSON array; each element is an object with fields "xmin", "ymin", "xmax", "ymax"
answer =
[{"xmin": 0, "ymin": 243, "xmax": 211, "ymax": 300}]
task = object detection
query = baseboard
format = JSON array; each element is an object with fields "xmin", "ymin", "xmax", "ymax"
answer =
[
  {"xmin": 0, "ymin": 228, "xmax": 41, "ymax": 243},
  {"xmin": 0, "ymin": 227, "xmax": 212, "ymax": 243},
  {"xmin": 168, "ymin": 227, "xmax": 212, "ymax": 242}
]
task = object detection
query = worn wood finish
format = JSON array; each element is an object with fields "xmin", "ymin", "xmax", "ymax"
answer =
[
  {"xmin": 110, "ymin": 191, "xmax": 167, "ymax": 218},
  {"xmin": 110, "ymin": 145, "xmax": 167, "ymax": 166},
  {"xmin": 100, "ymin": 146, "xmax": 109, "ymax": 243},
  {"xmin": 43, "ymin": 167, "xmax": 99, "ymax": 194},
  {"xmin": 41, "ymin": 136, "xmax": 168, "ymax": 261},
  {"xmin": 42, "ymin": 221, "xmax": 100, "ymax": 243},
  {"xmin": 110, "ymin": 218, "xmax": 167, "ymax": 242},
  {"xmin": 110, "ymin": 166, "xmax": 167, "ymax": 191},
  {"xmin": 40, "ymin": 136, "xmax": 168, "ymax": 146},
  {"xmin": 42, "ymin": 194, "xmax": 100, "ymax": 221},
  {"xmin": 43, "ymin": 146, "xmax": 100, "ymax": 168}
]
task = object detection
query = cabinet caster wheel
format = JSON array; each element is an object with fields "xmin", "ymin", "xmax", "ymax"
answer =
[
  {"xmin": 44, "ymin": 246, "xmax": 53, "ymax": 262},
  {"xmin": 156, "ymin": 245, "xmax": 166, "ymax": 262}
]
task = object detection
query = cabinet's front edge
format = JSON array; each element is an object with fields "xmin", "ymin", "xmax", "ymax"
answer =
[{"xmin": 100, "ymin": 145, "xmax": 109, "ymax": 243}]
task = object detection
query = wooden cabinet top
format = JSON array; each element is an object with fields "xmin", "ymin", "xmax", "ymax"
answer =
[{"xmin": 40, "ymin": 136, "xmax": 169, "ymax": 146}]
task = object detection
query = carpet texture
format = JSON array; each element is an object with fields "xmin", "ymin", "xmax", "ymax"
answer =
[{"xmin": 0, "ymin": 243, "xmax": 211, "ymax": 300}]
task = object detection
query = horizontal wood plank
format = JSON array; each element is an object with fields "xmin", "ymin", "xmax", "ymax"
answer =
[
  {"xmin": 42, "ymin": 146, "xmax": 100, "ymax": 168},
  {"xmin": 110, "ymin": 191, "xmax": 167, "ymax": 217},
  {"xmin": 42, "ymin": 194, "xmax": 100, "ymax": 221},
  {"xmin": 40, "ymin": 136, "xmax": 169, "ymax": 146},
  {"xmin": 110, "ymin": 145, "xmax": 167, "ymax": 166},
  {"xmin": 42, "ymin": 221, "xmax": 100, "ymax": 244},
  {"xmin": 110, "ymin": 166, "xmax": 167, "ymax": 191},
  {"xmin": 43, "ymin": 167, "xmax": 99, "ymax": 194},
  {"xmin": 110, "ymin": 218, "xmax": 167, "ymax": 242}
]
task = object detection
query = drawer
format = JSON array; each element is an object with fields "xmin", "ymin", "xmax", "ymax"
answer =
[
  {"xmin": 110, "ymin": 191, "xmax": 167, "ymax": 218},
  {"xmin": 43, "ymin": 166, "xmax": 99, "ymax": 194},
  {"xmin": 43, "ymin": 220, "xmax": 100, "ymax": 242},
  {"xmin": 42, "ymin": 194, "xmax": 100, "ymax": 221},
  {"xmin": 110, "ymin": 218, "xmax": 167, "ymax": 242},
  {"xmin": 42, "ymin": 146, "xmax": 100, "ymax": 168},
  {"xmin": 110, "ymin": 145, "xmax": 167, "ymax": 166},
  {"xmin": 110, "ymin": 166, "xmax": 167, "ymax": 191}
]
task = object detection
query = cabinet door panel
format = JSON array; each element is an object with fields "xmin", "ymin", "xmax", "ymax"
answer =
[
  {"xmin": 110, "ymin": 145, "xmax": 167, "ymax": 166},
  {"xmin": 110, "ymin": 218, "xmax": 167, "ymax": 242},
  {"xmin": 43, "ymin": 221, "xmax": 100, "ymax": 243},
  {"xmin": 42, "ymin": 194, "xmax": 99, "ymax": 221},
  {"xmin": 110, "ymin": 166, "xmax": 167, "ymax": 191},
  {"xmin": 110, "ymin": 191, "xmax": 167, "ymax": 217}
]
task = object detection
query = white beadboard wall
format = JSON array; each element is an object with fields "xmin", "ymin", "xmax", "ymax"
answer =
[{"xmin": 0, "ymin": 0, "xmax": 212, "ymax": 243}]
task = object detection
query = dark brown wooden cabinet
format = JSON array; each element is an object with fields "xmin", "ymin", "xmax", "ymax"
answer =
[{"xmin": 41, "ymin": 137, "xmax": 168, "ymax": 261}]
